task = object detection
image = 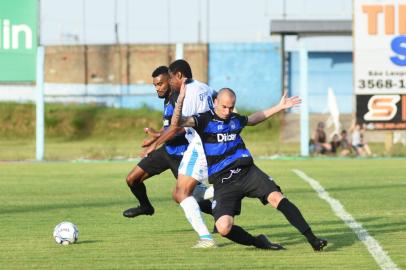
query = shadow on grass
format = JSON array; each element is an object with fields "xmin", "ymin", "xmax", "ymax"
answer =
[
  {"xmin": 243, "ymin": 216, "xmax": 406, "ymax": 252},
  {"xmin": 76, "ymin": 240, "xmax": 103, "ymax": 245}
]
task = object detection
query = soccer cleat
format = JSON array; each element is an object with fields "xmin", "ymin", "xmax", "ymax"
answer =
[
  {"xmin": 122, "ymin": 205, "xmax": 155, "ymax": 218},
  {"xmin": 310, "ymin": 238, "xmax": 328, "ymax": 251},
  {"xmin": 254, "ymin": 234, "xmax": 285, "ymax": 250},
  {"xmin": 192, "ymin": 239, "xmax": 217, "ymax": 248}
]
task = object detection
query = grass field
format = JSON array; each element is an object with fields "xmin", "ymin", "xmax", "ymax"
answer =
[{"xmin": 1, "ymin": 159, "xmax": 405, "ymax": 270}]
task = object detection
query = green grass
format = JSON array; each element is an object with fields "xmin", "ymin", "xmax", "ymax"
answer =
[{"xmin": 1, "ymin": 159, "xmax": 405, "ymax": 269}]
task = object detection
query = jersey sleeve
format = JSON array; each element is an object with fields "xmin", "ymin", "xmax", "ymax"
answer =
[
  {"xmin": 192, "ymin": 112, "xmax": 210, "ymax": 135},
  {"xmin": 181, "ymin": 96, "xmax": 196, "ymax": 117},
  {"xmin": 182, "ymin": 81, "xmax": 214, "ymax": 116},
  {"xmin": 236, "ymin": 114, "xmax": 249, "ymax": 128}
]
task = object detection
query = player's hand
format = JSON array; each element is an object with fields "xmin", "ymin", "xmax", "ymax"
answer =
[
  {"xmin": 278, "ymin": 91, "xmax": 301, "ymax": 110},
  {"xmin": 142, "ymin": 137, "xmax": 157, "ymax": 147},
  {"xmin": 141, "ymin": 127, "xmax": 161, "ymax": 147},
  {"xmin": 144, "ymin": 127, "xmax": 160, "ymax": 138},
  {"xmin": 140, "ymin": 141, "xmax": 157, "ymax": 158}
]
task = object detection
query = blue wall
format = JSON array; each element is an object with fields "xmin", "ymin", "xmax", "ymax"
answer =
[
  {"xmin": 114, "ymin": 48, "xmax": 354, "ymax": 115},
  {"xmin": 289, "ymin": 52, "xmax": 353, "ymax": 113},
  {"xmin": 208, "ymin": 43, "xmax": 282, "ymax": 110}
]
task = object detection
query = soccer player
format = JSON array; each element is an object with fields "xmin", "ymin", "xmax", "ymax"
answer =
[
  {"xmin": 123, "ymin": 66, "xmax": 213, "ymax": 222},
  {"xmin": 144, "ymin": 60, "xmax": 217, "ymax": 248},
  {"xmin": 170, "ymin": 85, "xmax": 328, "ymax": 251}
]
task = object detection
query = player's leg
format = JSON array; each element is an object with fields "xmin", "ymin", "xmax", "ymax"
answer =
[
  {"xmin": 245, "ymin": 165, "xmax": 327, "ymax": 251},
  {"xmin": 213, "ymin": 184, "xmax": 283, "ymax": 250},
  {"xmin": 123, "ymin": 165, "xmax": 155, "ymax": 218},
  {"xmin": 123, "ymin": 147, "xmax": 169, "ymax": 218},
  {"xmin": 175, "ymin": 141, "xmax": 216, "ymax": 248},
  {"xmin": 191, "ymin": 183, "xmax": 213, "ymax": 215},
  {"xmin": 270, "ymin": 191, "xmax": 327, "ymax": 251},
  {"xmin": 174, "ymin": 174, "xmax": 216, "ymax": 248},
  {"xmin": 166, "ymin": 152, "xmax": 213, "ymax": 215}
]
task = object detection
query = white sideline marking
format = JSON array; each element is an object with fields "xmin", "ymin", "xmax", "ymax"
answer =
[{"xmin": 292, "ymin": 169, "xmax": 398, "ymax": 270}]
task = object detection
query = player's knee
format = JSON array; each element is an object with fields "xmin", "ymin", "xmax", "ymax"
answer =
[
  {"xmin": 126, "ymin": 173, "xmax": 142, "ymax": 187},
  {"xmin": 172, "ymin": 189, "xmax": 180, "ymax": 204},
  {"xmin": 125, "ymin": 175, "xmax": 134, "ymax": 187},
  {"xmin": 174, "ymin": 188, "xmax": 188, "ymax": 203},
  {"xmin": 268, "ymin": 191, "xmax": 283, "ymax": 208},
  {"xmin": 215, "ymin": 220, "xmax": 232, "ymax": 236},
  {"xmin": 174, "ymin": 192, "xmax": 187, "ymax": 203}
]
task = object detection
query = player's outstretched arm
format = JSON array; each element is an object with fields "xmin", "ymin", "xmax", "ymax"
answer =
[{"xmin": 247, "ymin": 92, "xmax": 301, "ymax": 126}]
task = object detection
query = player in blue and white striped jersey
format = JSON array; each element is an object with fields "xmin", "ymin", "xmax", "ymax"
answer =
[
  {"xmin": 123, "ymin": 66, "xmax": 213, "ymax": 223},
  {"xmin": 171, "ymin": 87, "xmax": 327, "ymax": 251},
  {"xmin": 145, "ymin": 60, "xmax": 217, "ymax": 248}
]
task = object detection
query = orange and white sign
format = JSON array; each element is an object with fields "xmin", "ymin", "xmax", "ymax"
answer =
[{"xmin": 354, "ymin": 0, "xmax": 406, "ymax": 129}]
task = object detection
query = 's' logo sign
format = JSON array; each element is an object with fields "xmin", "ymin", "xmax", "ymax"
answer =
[{"xmin": 364, "ymin": 95, "xmax": 400, "ymax": 121}]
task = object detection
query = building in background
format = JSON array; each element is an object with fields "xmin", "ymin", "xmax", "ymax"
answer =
[{"xmin": 0, "ymin": 0, "xmax": 352, "ymax": 113}]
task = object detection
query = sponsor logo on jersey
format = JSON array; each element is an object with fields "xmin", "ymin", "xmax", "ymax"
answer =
[
  {"xmin": 199, "ymin": 92, "xmax": 208, "ymax": 101},
  {"xmin": 217, "ymin": 133, "xmax": 236, "ymax": 142},
  {"xmin": 230, "ymin": 121, "xmax": 236, "ymax": 129}
]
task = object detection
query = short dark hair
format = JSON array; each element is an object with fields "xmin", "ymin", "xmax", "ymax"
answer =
[
  {"xmin": 151, "ymin": 66, "xmax": 169, "ymax": 77},
  {"xmin": 218, "ymin": 88, "xmax": 236, "ymax": 98},
  {"xmin": 168, "ymin": 59, "xmax": 193, "ymax": 78}
]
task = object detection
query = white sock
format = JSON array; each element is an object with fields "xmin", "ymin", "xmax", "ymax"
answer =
[{"xmin": 180, "ymin": 196, "xmax": 212, "ymax": 240}]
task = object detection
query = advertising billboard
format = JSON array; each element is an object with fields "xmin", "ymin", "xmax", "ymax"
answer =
[
  {"xmin": 0, "ymin": 0, "xmax": 37, "ymax": 82},
  {"xmin": 354, "ymin": 0, "xmax": 406, "ymax": 130}
]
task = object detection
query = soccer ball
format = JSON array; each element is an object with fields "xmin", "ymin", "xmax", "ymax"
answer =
[{"xmin": 53, "ymin": 221, "xmax": 79, "ymax": 245}]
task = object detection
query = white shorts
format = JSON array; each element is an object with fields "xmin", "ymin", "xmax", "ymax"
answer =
[{"xmin": 178, "ymin": 128, "xmax": 209, "ymax": 184}]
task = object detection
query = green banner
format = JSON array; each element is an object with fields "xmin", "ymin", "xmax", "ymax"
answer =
[{"xmin": 0, "ymin": 0, "xmax": 37, "ymax": 82}]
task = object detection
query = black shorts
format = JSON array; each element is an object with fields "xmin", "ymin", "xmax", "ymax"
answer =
[
  {"xmin": 212, "ymin": 165, "xmax": 281, "ymax": 221},
  {"xmin": 138, "ymin": 146, "xmax": 181, "ymax": 178}
]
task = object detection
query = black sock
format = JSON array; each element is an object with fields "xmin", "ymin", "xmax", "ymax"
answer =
[
  {"xmin": 224, "ymin": 225, "xmax": 256, "ymax": 246},
  {"xmin": 277, "ymin": 198, "xmax": 310, "ymax": 234},
  {"xmin": 198, "ymin": 199, "xmax": 213, "ymax": 215},
  {"xmin": 129, "ymin": 182, "xmax": 153, "ymax": 208},
  {"xmin": 303, "ymin": 228, "xmax": 317, "ymax": 243}
]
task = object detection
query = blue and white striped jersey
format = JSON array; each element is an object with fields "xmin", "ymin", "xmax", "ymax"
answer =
[{"xmin": 192, "ymin": 110, "xmax": 253, "ymax": 184}]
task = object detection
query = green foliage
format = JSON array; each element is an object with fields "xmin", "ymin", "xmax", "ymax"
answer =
[
  {"xmin": 0, "ymin": 103, "xmax": 162, "ymax": 140},
  {"xmin": 0, "ymin": 102, "xmax": 35, "ymax": 138},
  {"xmin": 1, "ymin": 103, "xmax": 405, "ymax": 160}
]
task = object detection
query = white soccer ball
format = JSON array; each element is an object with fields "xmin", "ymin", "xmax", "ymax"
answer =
[{"xmin": 53, "ymin": 221, "xmax": 79, "ymax": 245}]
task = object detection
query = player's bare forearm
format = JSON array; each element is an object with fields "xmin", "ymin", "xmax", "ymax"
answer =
[
  {"xmin": 142, "ymin": 136, "xmax": 158, "ymax": 147},
  {"xmin": 169, "ymin": 79, "xmax": 196, "ymax": 128},
  {"xmin": 247, "ymin": 105, "xmax": 282, "ymax": 126},
  {"xmin": 140, "ymin": 126, "xmax": 185, "ymax": 157},
  {"xmin": 171, "ymin": 93, "xmax": 185, "ymax": 127},
  {"xmin": 171, "ymin": 77, "xmax": 188, "ymax": 127},
  {"xmin": 153, "ymin": 126, "xmax": 183, "ymax": 149},
  {"xmin": 247, "ymin": 92, "xmax": 301, "ymax": 126}
]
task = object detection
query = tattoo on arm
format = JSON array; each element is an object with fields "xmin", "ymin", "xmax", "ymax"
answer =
[{"xmin": 171, "ymin": 94, "xmax": 185, "ymax": 127}]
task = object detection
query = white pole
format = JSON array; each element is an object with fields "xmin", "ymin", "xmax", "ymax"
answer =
[
  {"xmin": 36, "ymin": 46, "xmax": 45, "ymax": 161},
  {"xmin": 299, "ymin": 37, "xmax": 309, "ymax": 157},
  {"xmin": 175, "ymin": 43, "xmax": 184, "ymax": 59}
]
